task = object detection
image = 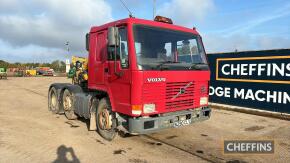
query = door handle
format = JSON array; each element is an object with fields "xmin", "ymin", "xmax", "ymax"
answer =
[{"xmin": 104, "ymin": 68, "xmax": 109, "ymax": 73}]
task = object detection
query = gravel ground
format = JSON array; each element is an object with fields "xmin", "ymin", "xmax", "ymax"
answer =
[{"xmin": 0, "ymin": 77, "xmax": 289, "ymax": 163}]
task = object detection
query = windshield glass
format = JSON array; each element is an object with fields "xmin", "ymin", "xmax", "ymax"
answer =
[{"xmin": 133, "ymin": 25, "xmax": 208, "ymax": 70}]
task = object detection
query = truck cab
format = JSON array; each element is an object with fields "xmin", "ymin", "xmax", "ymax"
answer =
[{"xmin": 48, "ymin": 16, "xmax": 211, "ymax": 141}]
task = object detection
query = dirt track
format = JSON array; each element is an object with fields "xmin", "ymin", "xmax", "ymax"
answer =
[{"xmin": 0, "ymin": 77, "xmax": 289, "ymax": 163}]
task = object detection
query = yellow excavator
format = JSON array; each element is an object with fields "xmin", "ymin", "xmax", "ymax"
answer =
[{"xmin": 67, "ymin": 56, "xmax": 88, "ymax": 87}]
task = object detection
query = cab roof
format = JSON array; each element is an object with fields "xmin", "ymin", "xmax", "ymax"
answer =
[{"xmin": 90, "ymin": 17, "xmax": 199, "ymax": 35}]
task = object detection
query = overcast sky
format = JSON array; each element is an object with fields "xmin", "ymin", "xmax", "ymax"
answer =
[{"xmin": 0, "ymin": 0, "xmax": 290, "ymax": 62}]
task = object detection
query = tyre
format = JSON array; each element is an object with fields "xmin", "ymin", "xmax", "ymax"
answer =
[
  {"xmin": 62, "ymin": 89, "xmax": 77, "ymax": 120},
  {"xmin": 48, "ymin": 87, "xmax": 60, "ymax": 114},
  {"xmin": 96, "ymin": 98, "xmax": 117, "ymax": 141}
]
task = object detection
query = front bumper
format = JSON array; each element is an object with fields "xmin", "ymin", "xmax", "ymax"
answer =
[{"xmin": 128, "ymin": 107, "xmax": 211, "ymax": 134}]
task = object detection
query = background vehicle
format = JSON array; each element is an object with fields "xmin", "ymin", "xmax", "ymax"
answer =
[
  {"xmin": 43, "ymin": 69, "xmax": 54, "ymax": 76},
  {"xmin": 25, "ymin": 70, "xmax": 37, "ymax": 77},
  {"xmin": 48, "ymin": 16, "xmax": 211, "ymax": 141},
  {"xmin": 36, "ymin": 67, "xmax": 50, "ymax": 75},
  {"xmin": 0, "ymin": 68, "xmax": 7, "ymax": 79}
]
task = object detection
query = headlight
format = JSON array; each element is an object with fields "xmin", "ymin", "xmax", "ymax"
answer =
[
  {"xmin": 143, "ymin": 104, "xmax": 156, "ymax": 114},
  {"xmin": 200, "ymin": 97, "xmax": 208, "ymax": 105}
]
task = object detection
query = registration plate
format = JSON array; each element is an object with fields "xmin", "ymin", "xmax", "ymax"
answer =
[{"xmin": 173, "ymin": 119, "xmax": 192, "ymax": 128}]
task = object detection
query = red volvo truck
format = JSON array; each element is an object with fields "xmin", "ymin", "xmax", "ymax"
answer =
[{"xmin": 48, "ymin": 16, "xmax": 211, "ymax": 141}]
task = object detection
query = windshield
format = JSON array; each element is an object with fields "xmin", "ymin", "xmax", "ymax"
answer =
[{"xmin": 133, "ymin": 25, "xmax": 208, "ymax": 70}]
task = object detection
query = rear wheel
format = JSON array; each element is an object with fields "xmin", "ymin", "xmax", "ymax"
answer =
[
  {"xmin": 48, "ymin": 87, "xmax": 60, "ymax": 114},
  {"xmin": 96, "ymin": 98, "xmax": 117, "ymax": 141},
  {"xmin": 62, "ymin": 89, "xmax": 77, "ymax": 120}
]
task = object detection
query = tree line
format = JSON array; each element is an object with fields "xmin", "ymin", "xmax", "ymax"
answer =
[{"xmin": 0, "ymin": 60, "xmax": 66, "ymax": 72}]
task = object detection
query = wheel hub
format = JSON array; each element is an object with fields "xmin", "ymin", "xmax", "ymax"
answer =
[
  {"xmin": 63, "ymin": 95, "xmax": 72, "ymax": 111},
  {"xmin": 99, "ymin": 108, "xmax": 112, "ymax": 130},
  {"xmin": 51, "ymin": 93, "xmax": 57, "ymax": 108}
]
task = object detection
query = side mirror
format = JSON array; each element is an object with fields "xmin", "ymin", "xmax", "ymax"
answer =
[
  {"xmin": 108, "ymin": 27, "xmax": 119, "ymax": 47},
  {"xmin": 86, "ymin": 33, "xmax": 90, "ymax": 51}
]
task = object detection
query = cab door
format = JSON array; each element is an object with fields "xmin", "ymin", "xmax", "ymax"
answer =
[
  {"xmin": 107, "ymin": 27, "xmax": 131, "ymax": 113},
  {"xmin": 88, "ymin": 31, "xmax": 106, "ymax": 86}
]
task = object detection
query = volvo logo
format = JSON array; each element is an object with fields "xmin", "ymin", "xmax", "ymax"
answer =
[
  {"xmin": 171, "ymin": 82, "xmax": 193, "ymax": 99},
  {"xmin": 147, "ymin": 78, "xmax": 166, "ymax": 82}
]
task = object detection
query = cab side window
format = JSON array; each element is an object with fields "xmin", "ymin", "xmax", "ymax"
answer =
[
  {"xmin": 119, "ymin": 27, "xmax": 129, "ymax": 68},
  {"xmin": 107, "ymin": 27, "xmax": 129, "ymax": 69}
]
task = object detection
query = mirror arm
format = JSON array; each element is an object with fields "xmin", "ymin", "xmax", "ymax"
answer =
[
  {"xmin": 113, "ymin": 26, "xmax": 123, "ymax": 77},
  {"xmin": 113, "ymin": 39, "xmax": 121, "ymax": 77}
]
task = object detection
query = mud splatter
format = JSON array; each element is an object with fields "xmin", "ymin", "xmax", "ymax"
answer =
[
  {"xmin": 95, "ymin": 139, "xmax": 105, "ymax": 145},
  {"xmin": 244, "ymin": 126, "xmax": 265, "ymax": 131},
  {"xmin": 166, "ymin": 135, "xmax": 178, "ymax": 139},
  {"xmin": 65, "ymin": 121, "xmax": 80, "ymax": 128},
  {"xmin": 147, "ymin": 142, "xmax": 163, "ymax": 146},
  {"xmin": 156, "ymin": 142, "xmax": 162, "ymax": 146},
  {"xmin": 226, "ymin": 160, "xmax": 248, "ymax": 163},
  {"xmin": 113, "ymin": 149, "xmax": 126, "ymax": 155},
  {"xmin": 129, "ymin": 158, "xmax": 148, "ymax": 163},
  {"xmin": 196, "ymin": 150, "xmax": 204, "ymax": 154}
]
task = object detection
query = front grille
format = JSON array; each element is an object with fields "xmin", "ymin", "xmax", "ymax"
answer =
[{"xmin": 165, "ymin": 82, "xmax": 195, "ymax": 110}]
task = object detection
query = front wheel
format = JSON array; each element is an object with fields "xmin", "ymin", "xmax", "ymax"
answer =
[
  {"xmin": 62, "ymin": 89, "xmax": 77, "ymax": 120},
  {"xmin": 96, "ymin": 98, "xmax": 117, "ymax": 141}
]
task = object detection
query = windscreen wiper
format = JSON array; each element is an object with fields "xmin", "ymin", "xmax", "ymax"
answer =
[
  {"xmin": 189, "ymin": 63, "xmax": 209, "ymax": 70},
  {"xmin": 156, "ymin": 61, "xmax": 180, "ymax": 70}
]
